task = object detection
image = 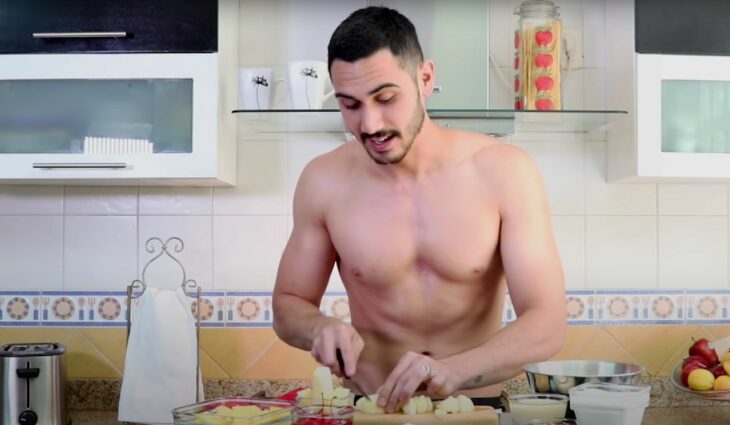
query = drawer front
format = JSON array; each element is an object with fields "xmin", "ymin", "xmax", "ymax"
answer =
[{"xmin": 0, "ymin": 0, "xmax": 217, "ymax": 53}]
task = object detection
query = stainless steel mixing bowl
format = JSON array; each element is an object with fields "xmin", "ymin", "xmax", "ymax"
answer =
[{"xmin": 523, "ymin": 360, "xmax": 645, "ymax": 395}]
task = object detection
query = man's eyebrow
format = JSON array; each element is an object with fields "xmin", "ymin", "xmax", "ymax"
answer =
[{"xmin": 334, "ymin": 83, "xmax": 401, "ymax": 100}]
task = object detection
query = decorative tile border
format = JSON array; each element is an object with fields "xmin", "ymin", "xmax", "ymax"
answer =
[{"xmin": 1, "ymin": 289, "xmax": 729, "ymax": 327}]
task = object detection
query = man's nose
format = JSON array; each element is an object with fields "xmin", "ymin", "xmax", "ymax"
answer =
[{"xmin": 360, "ymin": 105, "xmax": 383, "ymax": 135}]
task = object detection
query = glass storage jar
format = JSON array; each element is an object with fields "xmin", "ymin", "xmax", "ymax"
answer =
[{"xmin": 514, "ymin": 0, "xmax": 562, "ymax": 110}]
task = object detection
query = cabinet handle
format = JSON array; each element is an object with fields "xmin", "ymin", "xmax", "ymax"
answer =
[
  {"xmin": 32, "ymin": 32, "xmax": 128, "ymax": 39},
  {"xmin": 33, "ymin": 163, "xmax": 128, "ymax": 169}
]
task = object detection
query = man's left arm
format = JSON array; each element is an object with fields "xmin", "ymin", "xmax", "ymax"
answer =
[{"xmin": 377, "ymin": 146, "xmax": 566, "ymax": 409}]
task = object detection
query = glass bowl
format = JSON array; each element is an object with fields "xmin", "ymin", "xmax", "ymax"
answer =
[
  {"xmin": 671, "ymin": 362, "xmax": 730, "ymax": 401},
  {"xmin": 508, "ymin": 393, "xmax": 569, "ymax": 425}
]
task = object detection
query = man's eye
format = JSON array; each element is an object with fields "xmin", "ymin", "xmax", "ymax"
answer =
[
  {"xmin": 341, "ymin": 101, "xmax": 359, "ymax": 110},
  {"xmin": 378, "ymin": 95, "xmax": 395, "ymax": 104}
]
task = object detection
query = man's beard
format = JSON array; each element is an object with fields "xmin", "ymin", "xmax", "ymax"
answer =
[{"xmin": 360, "ymin": 97, "xmax": 425, "ymax": 165}]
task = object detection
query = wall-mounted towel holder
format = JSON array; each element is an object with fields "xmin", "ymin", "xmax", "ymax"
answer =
[{"xmin": 125, "ymin": 236, "xmax": 202, "ymax": 403}]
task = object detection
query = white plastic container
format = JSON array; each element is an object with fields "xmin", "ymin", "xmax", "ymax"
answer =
[{"xmin": 568, "ymin": 382, "xmax": 650, "ymax": 425}]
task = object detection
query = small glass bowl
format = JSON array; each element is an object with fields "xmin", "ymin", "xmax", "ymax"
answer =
[{"xmin": 508, "ymin": 393, "xmax": 569, "ymax": 425}]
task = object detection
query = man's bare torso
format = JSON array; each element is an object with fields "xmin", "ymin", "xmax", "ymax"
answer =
[{"xmin": 321, "ymin": 132, "xmax": 507, "ymax": 397}]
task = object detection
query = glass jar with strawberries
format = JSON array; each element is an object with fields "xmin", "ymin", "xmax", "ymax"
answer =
[{"xmin": 514, "ymin": 0, "xmax": 562, "ymax": 110}]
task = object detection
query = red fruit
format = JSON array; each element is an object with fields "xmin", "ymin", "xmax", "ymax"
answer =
[
  {"xmin": 535, "ymin": 76, "xmax": 554, "ymax": 92},
  {"xmin": 710, "ymin": 363, "xmax": 728, "ymax": 378},
  {"xmin": 514, "ymin": 55, "xmax": 520, "ymax": 70},
  {"xmin": 514, "ymin": 78, "xmax": 520, "ymax": 93},
  {"xmin": 535, "ymin": 53, "xmax": 553, "ymax": 68},
  {"xmin": 689, "ymin": 338, "xmax": 720, "ymax": 366},
  {"xmin": 515, "ymin": 99, "xmax": 523, "ymax": 110},
  {"xmin": 535, "ymin": 98, "xmax": 554, "ymax": 111},
  {"xmin": 535, "ymin": 29, "xmax": 553, "ymax": 46},
  {"xmin": 682, "ymin": 355, "xmax": 708, "ymax": 368},
  {"xmin": 681, "ymin": 361, "xmax": 704, "ymax": 386},
  {"xmin": 514, "ymin": 31, "xmax": 521, "ymax": 49}
]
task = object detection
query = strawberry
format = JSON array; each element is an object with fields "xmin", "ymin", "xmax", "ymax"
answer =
[
  {"xmin": 535, "ymin": 97, "xmax": 554, "ymax": 110},
  {"xmin": 535, "ymin": 29, "xmax": 553, "ymax": 46},
  {"xmin": 534, "ymin": 53, "xmax": 553, "ymax": 68},
  {"xmin": 535, "ymin": 75, "xmax": 554, "ymax": 92}
]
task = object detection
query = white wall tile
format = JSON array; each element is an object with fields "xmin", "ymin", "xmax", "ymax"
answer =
[
  {"xmin": 0, "ymin": 216, "xmax": 63, "ymax": 290},
  {"xmin": 658, "ymin": 184, "xmax": 729, "ymax": 216},
  {"xmin": 561, "ymin": 69, "xmax": 584, "ymax": 110},
  {"xmin": 64, "ymin": 186, "xmax": 138, "ymax": 215},
  {"xmin": 583, "ymin": 69, "xmax": 606, "ymax": 110},
  {"xmin": 138, "ymin": 216, "xmax": 213, "ymax": 291},
  {"xmin": 287, "ymin": 138, "xmax": 345, "ymax": 198},
  {"xmin": 139, "ymin": 187, "xmax": 212, "ymax": 215},
  {"xmin": 0, "ymin": 186, "xmax": 63, "ymax": 215},
  {"xmin": 488, "ymin": 66, "xmax": 515, "ymax": 109},
  {"xmin": 552, "ymin": 215, "xmax": 586, "ymax": 288},
  {"xmin": 659, "ymin": 217, "xmax": 728, "ymax": 288},
  {"xmin": 214, "ymin": 141, "xmax": 288, "ymax": 215},
  {"xmin": 587, "ymin": 216, "xmax": 657, "ymax": 289},
  {"xmin": 488, "ymin": 0, "xmax": 516, "ymax": 70},
  {"xmin": 581, "ymin": 0, "xmax": 606, "ymax": 69},
  {"xmin": 213, "ymin": 216, "xmax": 288, "ymax": 291},
  {"xmin": 585, "ymin": 142, "xmax": 657, "ymax": 215},
  {"xmin": 64, "ymin": 216, "xmax": 137, "ymax": 290},
  {"xmin": 514, "ymin": 141, "xmax": 584, "ymax": 215}
]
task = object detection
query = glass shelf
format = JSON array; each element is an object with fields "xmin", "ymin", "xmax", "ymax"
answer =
[{"xmin": 233, "ymin": 109, "xmax": 628, "ymax": 135}]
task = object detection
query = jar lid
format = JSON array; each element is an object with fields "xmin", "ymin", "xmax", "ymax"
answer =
[{"xmin": 514, "ymin": 0, "xmax": 560, "ymax": 18}]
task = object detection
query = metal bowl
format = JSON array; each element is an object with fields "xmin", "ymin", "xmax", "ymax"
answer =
[{"xmin": 523, "ymin": 360, "xmax": 645, "ymax": 395}]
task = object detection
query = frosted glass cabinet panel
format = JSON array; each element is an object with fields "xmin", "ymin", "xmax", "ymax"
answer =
[
  {"xmin": 0, "ymin": 53, "xmax": 236, "ymax": 185},
  {"xmin": 0, "ymin": 79, "xmax": 193, "ymax": 155},
  {"xmin": 661, "ymin": 80, "xmax": 730, "ymax": 154}
]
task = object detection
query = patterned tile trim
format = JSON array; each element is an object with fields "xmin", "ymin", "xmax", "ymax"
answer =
[{"xmin": 0, "ymin": 289, "xmax": 727, "ymax": 327}]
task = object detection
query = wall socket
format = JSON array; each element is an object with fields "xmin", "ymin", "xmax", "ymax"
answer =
[{"xmin": 562, "ymin": 28, "xmax": 583, "ymax": 69}]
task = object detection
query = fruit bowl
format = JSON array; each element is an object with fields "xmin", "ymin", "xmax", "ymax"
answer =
[{"xmin": 671, "ymin": 335, "xmax": 730, "ymax": 400}]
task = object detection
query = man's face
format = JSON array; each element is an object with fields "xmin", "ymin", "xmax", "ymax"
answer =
[{"xmin": 330, "ymin": 49, "xmax": 426, "ymax": 165}]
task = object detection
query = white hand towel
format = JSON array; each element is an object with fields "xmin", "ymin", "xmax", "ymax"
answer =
[{"xmin": 118, "ymin": 287, "xmax": 203, "ymax": 424}]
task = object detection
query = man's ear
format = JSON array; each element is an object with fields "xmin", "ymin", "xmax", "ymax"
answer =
[{"xmin": 418, "ymin": 60, "xmax": 436, "ymax": 97}]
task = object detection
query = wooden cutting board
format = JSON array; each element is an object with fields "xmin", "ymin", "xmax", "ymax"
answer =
[{"xmin": 353, "ymin": 406, "xmax": 498, "ymax": 425}]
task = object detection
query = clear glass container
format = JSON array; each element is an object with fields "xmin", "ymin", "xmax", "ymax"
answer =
[
  {"xmin": 514, "ymin": 0, "xmax": 562, "ymax": 110},
  {"xmin": 171, "ymin": 397, "xmax": 293, "ymax": 425},
  {"xmin": 508, "ymin": 393, "xmax": 568, "ymax": 425}
]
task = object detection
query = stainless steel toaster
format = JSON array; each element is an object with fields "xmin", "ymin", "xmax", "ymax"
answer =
[{"xmin": 0, "ymin": 343, "xmax": 68, "ymax": 425}]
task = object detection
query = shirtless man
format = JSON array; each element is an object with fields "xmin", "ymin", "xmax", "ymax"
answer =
[{"xmin": 273, "ymin": 6, "xmax": 566, "ymax": 413}]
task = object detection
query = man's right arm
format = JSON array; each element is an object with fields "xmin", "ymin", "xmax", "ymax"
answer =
[{"xmin": 272, "ymin": 159, "xmax": 363, "ymax": 377}]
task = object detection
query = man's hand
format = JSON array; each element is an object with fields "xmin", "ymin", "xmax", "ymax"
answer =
[
  {"xmin": 310, "ymin": 318, "xmax": 364, "ymax": 379},
  {"xmin": 377, "ymin": 351, "xmax": 465, "ymax": 413}
]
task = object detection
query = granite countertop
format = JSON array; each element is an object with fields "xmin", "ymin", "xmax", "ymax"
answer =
[{"xmin": 71, "ymin": 407, "xmax": 730, "ymax": 425}]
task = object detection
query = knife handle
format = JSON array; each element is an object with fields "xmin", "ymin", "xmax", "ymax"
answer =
[{"xmin": 336, "ymin": 348, "xmax": 350, "ymax": 379}]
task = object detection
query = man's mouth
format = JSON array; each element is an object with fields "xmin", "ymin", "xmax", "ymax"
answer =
[{"xmin": 365, "ymin": 133, "xmax": 396, "ymax": 152}]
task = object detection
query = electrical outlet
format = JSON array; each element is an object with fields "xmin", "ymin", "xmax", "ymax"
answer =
[{"xmin": 562, "ymin": 28, "xmax": 583, "ymax": 69}]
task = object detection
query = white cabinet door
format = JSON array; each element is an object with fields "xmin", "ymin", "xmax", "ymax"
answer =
[
  {"xmin": 0, "ymin": 53, "xmax": 235, "ymax": 185},
  {"xmin": 635, "ymin": 54, "xmax": 730, "ymax": 179}
]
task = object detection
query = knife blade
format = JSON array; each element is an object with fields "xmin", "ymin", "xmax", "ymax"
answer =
[{"xmin": 336, "ymin": 348, "xmax": 375, "ymax": 404}]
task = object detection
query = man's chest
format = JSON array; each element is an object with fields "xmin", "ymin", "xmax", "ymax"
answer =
[{"xmin": 326, "ymin": 181, "xmax": 501, "ymax": 285}]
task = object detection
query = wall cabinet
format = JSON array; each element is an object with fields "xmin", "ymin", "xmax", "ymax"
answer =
[
  {"xmin": 0, "ymin": 0, "xmax": 217, "ymax": 54},
  {"xmin": 0, "ymin": 0, "xmax": 238, "ymax": 185},
  {"xmin": 607, "ymin": 0, "xmax": 730, "ymax": 181}
]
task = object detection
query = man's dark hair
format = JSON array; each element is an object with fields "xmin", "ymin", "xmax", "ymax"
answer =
[{"xmin": 327, "ymin": 6, "xmax": 424, "ymax": 73}]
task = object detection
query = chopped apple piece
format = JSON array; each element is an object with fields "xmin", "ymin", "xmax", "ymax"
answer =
[
  {"xmin": 457, "ymin": 395, "xmax": 475, "ymax": 413},
  {"xmin": 402, "ymin": 397, "xmax": 418, "ymax": 415},
  {"xmin": 434, "ymin": 408, "xmax": 448, "ymax": 418},
  {"xmin": 311, "ymin": 366, "xmax": 335, "ymax": 398},
  {"xmin": 355, "ymin": 395, "xmax": 385, "ymax": 414},
  {"xmin": 437, "ymin": 396, "xmax": 460, "ymax": 414}
]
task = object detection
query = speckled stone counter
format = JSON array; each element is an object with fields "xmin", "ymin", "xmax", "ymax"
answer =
[
  {"xmin": 68, "ymin": 377, "xmax": 730, "ymax": 424},
  {"xmin": 70, "ymin": 407, "xmax": 730, "ymax": 425}
]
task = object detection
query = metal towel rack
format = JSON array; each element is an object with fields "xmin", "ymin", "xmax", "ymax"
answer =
[{"xmin": 125, "ymin": 236, "xmax": 202, "ymax": 402}]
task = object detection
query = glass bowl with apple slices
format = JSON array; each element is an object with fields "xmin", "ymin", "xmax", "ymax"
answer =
[{"xmin": 671, "ymin": 336, "xmax": 730, "ymax": 400}]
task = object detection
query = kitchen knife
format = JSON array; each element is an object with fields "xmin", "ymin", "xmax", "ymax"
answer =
[{"xmin": 336, "ymin": 348, "xmax": 375, "ymax": 404}]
